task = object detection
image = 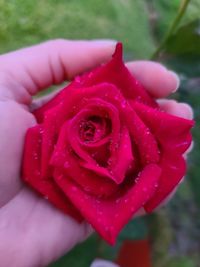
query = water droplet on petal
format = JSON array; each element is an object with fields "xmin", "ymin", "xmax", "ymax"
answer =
[
  {"xmin": 64, "ymin": 161, "xmax": 69, "ymax": 168},
  {"xmin": 71, "ymin": 186, "xmax": 78, "ymax": 192},
  {"xmin": 57, "ymin": 175, "xmax": 63, "ymax": 180},
  {"xmin": 131, "ymin": 206, "xmax": 135, "ymax": 212},
  {"xmin": 105, "ymin": 226, "xmax": 110, "ymax": 232},
  {"xmin": 115, "ymin": 199, "xmax": 120, "ymax": 204},
  {"xmin": 121, "ymin": 100, "xmax": 127, "ymax": 108},
  {"xmin": 84, "ymin": 186, "xmax": 91, "ymax": 192},
  {"xmin": 34, "ymin": 170, "xmax": 40, "ymax": 176}
]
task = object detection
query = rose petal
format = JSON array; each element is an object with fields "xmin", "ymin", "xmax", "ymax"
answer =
[
  {"xmin": 144, "ymin": 153, "xmax": 186, "ymax": 212},
  {"xmin": 33, "ymin": 82, "xmax": 79, "ymax": 123},
  {"xmin": 55, "ymin": 164, "xmax": 161, "ymax": 244},
  {"xmin": 68, "ymin": 99, "xmax": 120, "ymax": 166},
  {"xmin": 76, "ymin": 43, "xmax": 157, "ymax": 107},
  {"xmin": 108, "ymin": 127, "xmax": 134, "ymax": 184},
  {"xmin": 132, "ymin": 101, "xmax": 194, "ymax": 153},
  {"xmin": 33, "ymin": 43, "xmax": 156, "ymax": 123},
  {"xmin": 23, "ymin": 125, "xmax": 82, "ymax": 221},
  {"xmin": 123, "ymin": 104, "xmax": 160, "ymax": 165},
  {"xmin": 51, "ymin": 122, "xmax": 118, "ymax": 197}
]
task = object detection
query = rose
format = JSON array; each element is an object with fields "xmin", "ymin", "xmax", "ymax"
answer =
[{"xmin": 23, "ymin": 43, "xmax": 193, "ymax": 245}]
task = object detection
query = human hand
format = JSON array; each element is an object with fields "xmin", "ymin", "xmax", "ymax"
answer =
[{"xmin": 0, "ymin": 39, "xmax": 193, "ymax": 267}]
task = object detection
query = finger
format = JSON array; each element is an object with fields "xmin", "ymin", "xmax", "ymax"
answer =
[
  {"xmin": 126, "ymin": 61, "xmax": 179, "ymax": 98},
  {"xmin": 0, "ymin": 39, "xmax": 116, "ymax": 98},
  {"xmin": 158, "ymin": 99, "xmax": 193, "ymax": 119}
]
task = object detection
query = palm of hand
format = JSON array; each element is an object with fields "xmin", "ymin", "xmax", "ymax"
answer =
[
  {"xmin": 0, "ymin": 80, "xmax": 90, "ymax": 267},
  {"xmin": 0, "ymin": 40, "xmax": 192, "ymax": 267}
]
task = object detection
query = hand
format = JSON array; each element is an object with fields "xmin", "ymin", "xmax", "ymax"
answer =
[{"xmin": 0, "ymin": 39, "xmax": 193, "ymax": 267}]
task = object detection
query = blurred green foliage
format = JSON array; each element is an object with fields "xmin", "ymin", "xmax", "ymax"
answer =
[
  {"xmin": 0, "ymin": 0, "xmax": 200, "ymax": 266},
  {"xmin": 0, "ymin": 0, "xmax": 155, "ymax": 58}
]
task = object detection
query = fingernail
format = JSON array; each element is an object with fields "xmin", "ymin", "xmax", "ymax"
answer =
[
  {"xmin": 179, "ymin": 103, "xmax": 194, "ymax": 119},
  {"xmin": 168, "ymin": 71, "xmax": 180, "ymax": 92}
]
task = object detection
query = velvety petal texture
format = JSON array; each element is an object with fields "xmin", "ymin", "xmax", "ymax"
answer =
[{"xmin": 23, "ymin": 43, "xmax": 194, "ymax": 245}]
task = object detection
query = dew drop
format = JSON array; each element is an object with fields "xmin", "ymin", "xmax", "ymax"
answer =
[
  {"xmin": 34, "ymin": 170, "xmax": 40, "ymax": 176},
  {"xmin": 115, "ymin": 199, "xmax": 120, "ymax": 204},
  {"xmin": 131, "ymin": 206, "xmax": 135, "ymax": 212},
  {"xmin": 98, "ymin": 210, "xmax": 103, "ymax": 216},
  {"xmin": 84, "ymin": 186, "xmax": 91, "ymax": 192},
  {"xmin": 64, "ymin": 161, "xmax": 69, "ymax": 168},
  {"xmin": 57, "ymin": 175, "xmax": 63, "ymax": 180},
  {"xmin": 71, "ymin": 186, "xmax": 78, "ymax": 192},
  {"xmin": 75, "ymin": 76, "xmax": 81, "ymax": 83},
  {"xmin": 121, "ymin": 100, "xmax": 126, "ymax": 108},
  {"xmin": 105, "ymin": 226, "xmax": 110, "ymax": 232},
  {"xmin": 33, "ymin": 152, "xmax": 38, "ymax": 160}
]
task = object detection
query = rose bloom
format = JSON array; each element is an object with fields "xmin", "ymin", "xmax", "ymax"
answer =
[{"xmin": 23, "ymin": 44, "xmax": 193, "ymax": 244}]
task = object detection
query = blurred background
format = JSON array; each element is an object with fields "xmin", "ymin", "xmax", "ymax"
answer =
[{"xmin": 0, "ymin": 0, "xmax": 200, "ymax": 266}]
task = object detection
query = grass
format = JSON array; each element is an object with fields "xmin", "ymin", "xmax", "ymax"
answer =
[{"xmin": 0, "ymin": 0, "xmax": 155, "ymax": 58}]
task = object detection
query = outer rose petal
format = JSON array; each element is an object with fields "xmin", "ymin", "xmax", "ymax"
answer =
[
  {"xmin": 54, "ymin": 164, "xmax": 161, "ymax": 244},
  {"xmin": 33, "ymin": 82, "xmax": 79, "ymax": 123},
  {"xmin": 144, "ymin": 153, "xmax": 186, "ymax": 212},
  {"xmin": 23, "ymin": 125, "xmax": 82, "ymax": 222},
  {"xmin": 132, "ymin": 101, "xmax": 194, "ymax": 153},
  {"xmin": 132, "ymin": 101, "xmax": 194, "ymax": 211}
]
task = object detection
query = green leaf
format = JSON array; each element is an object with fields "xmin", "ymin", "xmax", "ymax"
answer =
[
  {"xmin": 151, "ymin": 0, "xmax": 180, "ymax": 39},
  {"xmin": 118, "ymin": 217, "xmax": 148, "ymax": 241},
  {"xmin": 165, "ymin": 56, "xmax": 200, "ymax": 77},
  {"xmin": 180, "ymin": 0, "xmax": 200, "ymax": 28},
  {"xmin": 165, "ymin": 20, "xmax": 200, "ymax": 55},
  {"xmin": 166, "ymin": 257, "xmax": 196, "ymax": 267},
  {"xmin": 152, "ymin": 0, "xmax": 200, "ymax": 40}
]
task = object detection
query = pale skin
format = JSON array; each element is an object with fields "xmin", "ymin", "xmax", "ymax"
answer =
[{"xmin": 0, "ymin": 39, "xmax": 193, "ymax": 267}]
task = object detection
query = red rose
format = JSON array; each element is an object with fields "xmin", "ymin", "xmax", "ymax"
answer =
[{"xmin": 23, "ymin": 43, "xmax": 193, "ymax": 244}]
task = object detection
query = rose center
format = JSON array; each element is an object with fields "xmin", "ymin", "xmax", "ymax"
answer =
[{"xmin": 79, "ymin": 115, "xmax": 111, "ymax": 143}]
